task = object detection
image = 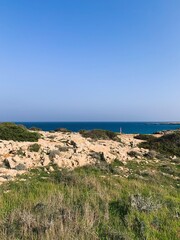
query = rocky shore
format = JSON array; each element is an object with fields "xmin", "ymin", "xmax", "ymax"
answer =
[{"xmin": 0, "ymin": 130, "xmax": 152, "ymax": 184}]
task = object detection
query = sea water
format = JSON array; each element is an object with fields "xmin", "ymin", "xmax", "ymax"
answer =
[{"xmin": 16, "ymin": 122, "xmax": 180, "ymax": 134}]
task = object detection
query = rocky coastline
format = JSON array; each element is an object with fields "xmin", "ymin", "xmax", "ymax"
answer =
[{"xmin": 0, "ymin": 128, "xmax": 152, "ymax": 184}]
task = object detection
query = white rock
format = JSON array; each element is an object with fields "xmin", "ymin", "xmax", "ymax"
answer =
[
  {"xmin": 49, "ymin": 166, "xmax": 54, "ymax": 172},
  {"xmin": 13, "ymin": 155, "xmax": 21, "ymax": 163},
  {"xmin": 42, "ymin": 155, "xmax": 50, "ymax": 166}
]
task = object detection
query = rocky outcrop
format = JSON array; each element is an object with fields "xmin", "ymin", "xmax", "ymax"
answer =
[{"xmin": 0, "ymin": 131, "xmax": 149, "ymax": 184}]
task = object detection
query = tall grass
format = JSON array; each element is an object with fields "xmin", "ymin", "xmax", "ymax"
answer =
[{"xmin": 0, "ymin": 161, "xmax": 179, "ymax": 240}]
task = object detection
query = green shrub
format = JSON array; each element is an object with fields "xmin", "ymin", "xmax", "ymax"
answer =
[
  {"xmin": 16, "ymin": 148, "xmax": 25, "ymax": 156},
  {"xmin": 29, "ymin": 143, "xmax": 41, "ymax": 152},
  {"xmin": 110, "ymin": 159, "xmax": 124, "ymax": 167},
  {"xmin": 79, "ymin": 129, "xmax": 121, "ymax": 142},
  {"xmin": 109, "ymin": 199, "xmax": 130, "ymax": 225},
  {"xmin": 0, "ymin": 122, "xmax": 41, "ymax": 142},
  {"xmin": 128, "ymin": 151, "xmax": 142, "ymax": 158},
  {"xmin": 134, "ymin": 134, "xmax": 156, "ymax": 141},
  {"xmin": 139, "ymin": 131, "xmax": 180, "ymax": 157},
  {"xmin": 29, "ymin": 127, "xmax": 42, "ymax": 131},
  {"xmin": 54, "ymin": 128, "xmax": 71, "ymax": 133}
]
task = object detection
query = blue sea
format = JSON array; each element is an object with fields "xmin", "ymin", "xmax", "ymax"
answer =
[{"xmin": 16, "ymin": 122, "xmax": 180, "ymax": 134}]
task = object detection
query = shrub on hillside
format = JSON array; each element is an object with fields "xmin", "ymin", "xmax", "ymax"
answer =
[
  {"xmin": 16, "ymin": 148, "xmax": 26, "ymax": 156},
  {"xmin": 54, "ymin": 128, "xmax": 71, "ymax": 133},
  {"xmin": 143, "ymin": 150, "xmax": 157, "ymax": 159},
  {"xmin": 79, "ymin": 129, "xmax": 121, "ymax": 142},
  {"xmin": 48, "ymin": 150, "xmax": 61, "ymax": 160},
  {"xmin": 29, "ymin": 143, "xmax": 41, "ymax": 152},
  {"xmin": 0, "ymin": 123, "xmax": 40, "ymax": 142},
  {"xmin": 139, "ymin": 131, "xmax": 180, "ymax": 157},
  {"xmin": 89, "ymin": 151, "xmax": 105, "ymax": 161},
  {"xmin": 128, "ymin": 151, "xmax": 142, "ymax": 158},
  {"xmin": 29, "ymin": 127, "xmax": 42, "ymax": 131},
  {"xmin": 134, "ymin": 134, "xmax": 156, "ymax": 141}
]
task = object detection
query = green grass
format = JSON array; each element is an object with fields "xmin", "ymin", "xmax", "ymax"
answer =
[
  {"xmin": 0, "ymin": 159, "xmax": 179, "ymax": 240},
  {"xmin": 0, "ymin": 122, "xmax": 41, "ymax": 142}
]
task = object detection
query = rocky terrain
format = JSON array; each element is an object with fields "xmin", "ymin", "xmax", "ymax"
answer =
[
  {"xmin": 0, "ymin": 124, "xmax": 179, "ymax": 239},
  {"xmin": 0, "ymin": 130, "xmax": 152, "ymax": 184}
]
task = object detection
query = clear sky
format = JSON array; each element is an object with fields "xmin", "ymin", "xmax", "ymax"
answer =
[{"xmin": 0, "ymin": 0, "xmax": 180, "ymax": 122}]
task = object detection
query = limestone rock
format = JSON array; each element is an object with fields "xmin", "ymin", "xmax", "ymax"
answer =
[
  {"xmin": 0, "ymin": 131, "xmax": 155, "ymax": 184},
  {"xmin": 4, "ymin": 157, "xmax": 17, "ymax": 169}
]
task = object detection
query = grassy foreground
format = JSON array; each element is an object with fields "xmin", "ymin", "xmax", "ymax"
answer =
[{"xmin": 0, "ymin": 159, "xmax": 179, "ymax": 240}]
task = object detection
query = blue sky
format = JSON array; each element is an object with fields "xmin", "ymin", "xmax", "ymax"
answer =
[{"xmin": 0, "ymin": 0, "xmax": 180, "ymax": 121}]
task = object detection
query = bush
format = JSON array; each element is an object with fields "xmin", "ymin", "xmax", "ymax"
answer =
[
  {"xmin": 130, "ymin": 194, "xmax": 161, "ymax": 212},
  {"xmin": 29, "ymin": 143, "xmax": 41, "ymax": 152},
  {"xmin": 16, "ymin": 148, "xmax": 25, "ymax": 156},
  {"xmin": 110, "ymin": 159, "xmax": 124, "ymax": 167},
  {"xmin": 128, "ymin": 151, "xmax": 142, "ymax": 158},
  {"xmin": 0, "ymin": 123, "xmax": 41, "ymax": 142},
  {"xmin": 139, "ymin": 131, "xmax": 180, "ymax": 157},
  {"xmin": 54, "ymin": 128, "xmax": 71, "ymax": 133},
  {"xmin": 109, "ymin": 199, "xmax": 130, "ymax": 226},
  {"xmin": 143, "ymin": 150, "xmax": 157, "ymax": 159},
  {"xmin": 48, "ymin": 150, "xmax": 60, "ymax": 160},
  {"xmin": 79, "ymin": 129, "xmax": 121, "ymax": 142},
  {"xmin": 29, "ymin": 127, "xmax": 42, "ymax": 131},
  {"xmin": 134, "ymin": 134, "xmax": 156, "ymax": 141},
  {"xmin": 89, "ymin": 151, "xmax": 105, "ymax": 161}
]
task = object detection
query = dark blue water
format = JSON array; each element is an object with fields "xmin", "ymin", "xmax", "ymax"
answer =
[{"xmin": 16, "ymin": 122, "xmax": 180, "ymax": 134}]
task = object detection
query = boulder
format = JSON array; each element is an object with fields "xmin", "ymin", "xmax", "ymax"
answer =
[
  {"xmin": 41, "ymin": 154, "xmax": 51, "ymax": 166},
  {"xmin": 4, "ymin": 157, "xmax": 17, "ymax": 169},
  {"xmin": 15, "ymin": 163, "xmax": 27, "ymax": 171}
]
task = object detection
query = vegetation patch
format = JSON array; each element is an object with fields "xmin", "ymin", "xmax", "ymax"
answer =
[
  {"xmin": 16, "ymin": 148, "xmax": 26, "ymax": 156},
  {"xmin": 29, "ymin": 143, "xmax": 41, "ymax": 152},
  {"xmin": 139, "ymin": 131, "xmax": 180, "ymax": 157},
  {"xmin": 89, "ymin": 151, "xmax": 106, "ymax": 161},
  {"xmin": 54, "ymin": 128, "xmax": 71, "ymax": 133},
  {"xmin": 79, "ymin": 129, "xmax": 121, "ymax": 142},
  {"xmin": 0, "ymin": 123, "xmax": 40, "ymax": 142},
  {"xmin": 29, "ymin": 127, "xmax": 42, "ymax": 131},
  {"xmin": 110, "ymin": 158, "xmax": 124, "ymax": 167},
  {"xmin": 0, "ymin": 160, "xmax": 179, "ymax": 240},
  {"xmin": 134, "ymin": 134, "xmax": 156, "ymax": 141},
  {"xmin": 128, "ymin": 150, "xmax": 142, "ymax": 158},
  {"xmin": 48, "ymin": 150, "xmax": 61, "ymax": 160}
]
